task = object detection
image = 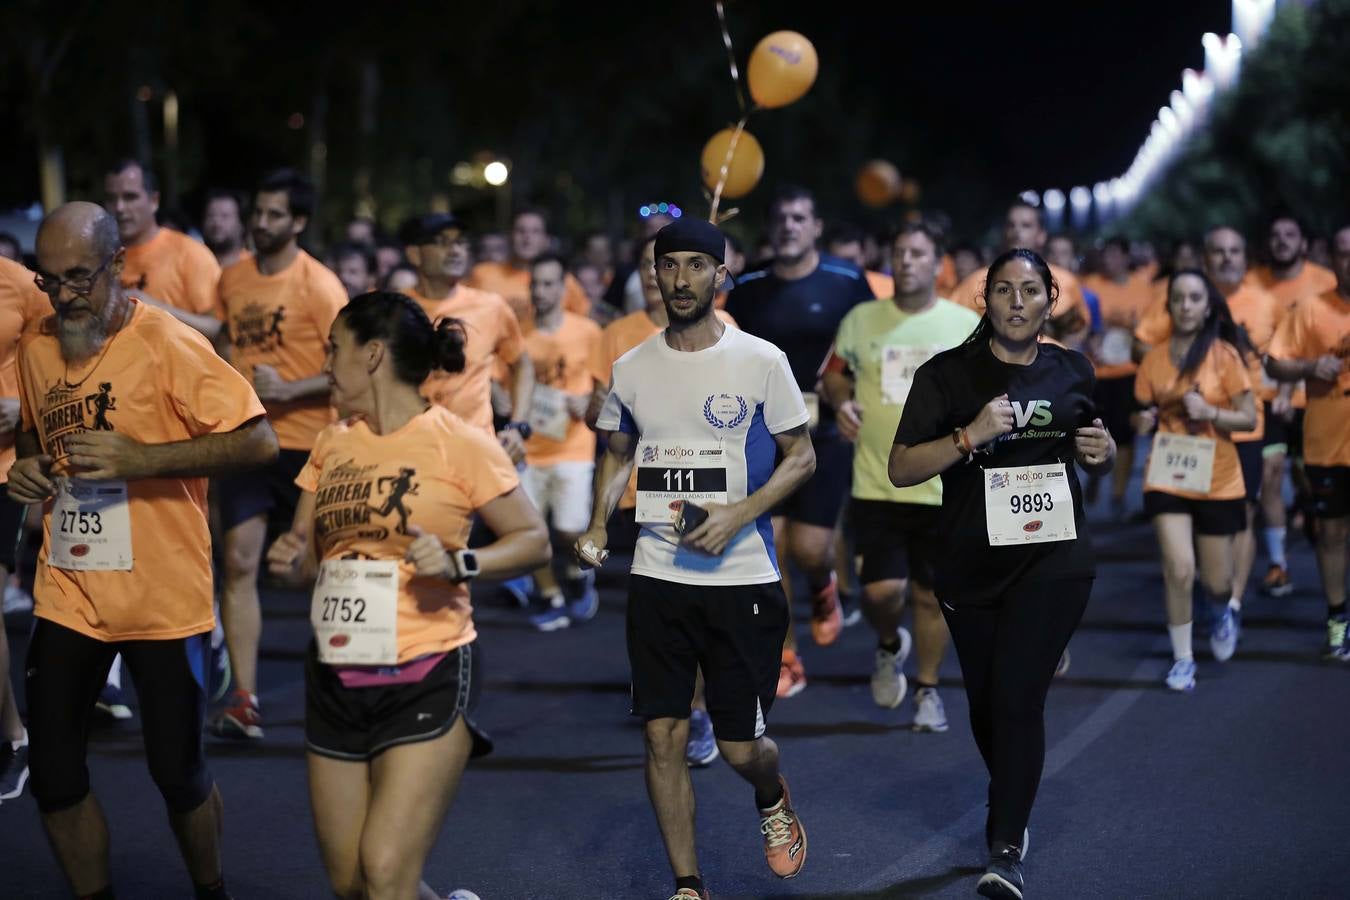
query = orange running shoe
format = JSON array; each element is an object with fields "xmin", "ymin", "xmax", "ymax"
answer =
[
  {"xmin": 809, "ymin": 575, "xmax": 842, "ymax": 646},
  {"xmin": 776, "ymin": 649, "xmax": 806, "ymax": 699},
  {"xmin": 1261, "ymin": 564, "xmax": 1293, "ymax": 597},
  {"xmin": 209, "ymin": 690, "xmax": 263, "ymax": 740},
  {"xmin": 758, "ymin": 774, "xmax": 807, "ymax": 878}
]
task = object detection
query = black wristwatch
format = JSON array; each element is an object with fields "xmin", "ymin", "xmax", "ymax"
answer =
[
  {"xmin": 445, "ymin": 549, "xmax": 480, "ymax": 583},
  {"xmin": 503, "ymin": 421, "xmax": 534, "ymax": 441}
]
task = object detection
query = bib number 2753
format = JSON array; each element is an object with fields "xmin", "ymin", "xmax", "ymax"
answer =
[{"xmin": 49, "ymin": 478, "xmax": 132, "ymax": 571}]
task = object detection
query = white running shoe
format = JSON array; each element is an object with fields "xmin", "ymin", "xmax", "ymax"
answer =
[
  {"xmin": 1210, "ymin": 607, "xmax": 1239, "ymax": 662},
  {"xmin": 912, "ymin": 687, "xmax": 949, "ymax": 732},
  {"xmin": 870, "ymin": 627, "xmax": 912, "ymax": 708},
  {"xmin": 1165, "ymin": 658, "xmax": 1196, "ymax": 692}
]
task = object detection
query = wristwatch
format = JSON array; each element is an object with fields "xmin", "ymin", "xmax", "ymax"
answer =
[
  {"xmin": 445, "ymin": 549, "xmax": 480, "ymax": 583},
  {"xmin": 503, "ymin": 421, "xmax": 534, "ymax": 441}
]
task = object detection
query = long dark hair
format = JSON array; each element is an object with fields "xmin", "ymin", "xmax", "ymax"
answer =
[
  {"xmin": 961, "ymin": 247, "xmax": 1059, "ymax": 347},
  {"xmin": 337, "ymin": 291, "xmax": 467, "ymax": 385},
  {"xmin": 1165, "ymin": 268, "xmax": 1255, "ymax": 376}
]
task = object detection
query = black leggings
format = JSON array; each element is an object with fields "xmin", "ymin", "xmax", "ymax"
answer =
[
  {"xmin": 941, "ymin": 578, "xmax": 1091, "ymax": 850},
  {"xmin": 26, "ymin": 618, "xmax": 214, "ymax": 814}
]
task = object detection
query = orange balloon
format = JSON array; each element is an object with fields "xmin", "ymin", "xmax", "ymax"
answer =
[
  {"xmin": 747, "ymin": 31, "xmax": 818, "ymax": 109},
  {"xmin": 855, "ymin": 160, "xmax": 901, "ymax": 207},
  {"xmin": 701, "ymin": 128, "xmax": 765, "ymax": 200}
]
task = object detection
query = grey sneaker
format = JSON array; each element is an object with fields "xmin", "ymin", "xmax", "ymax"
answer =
[
  {"xmin": 1165, "ymin": 658, "xmax": 1197, "ymax": 692},
  {"xmin": 869, "ymin": 627, "xmax": 912, "ymax": 708},
  {"xmin": 1210, "ymin": 607, "xmax": 1239, "ymax": 662},
  {"xmin": 912, "ymin": 687, "xmax": 949, "ymax": 733}
]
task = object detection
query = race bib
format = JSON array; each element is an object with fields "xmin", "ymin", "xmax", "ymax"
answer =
[
  {"xmin": 1145, "ymin": 432, "xmax": 1216, "ymax": 494},
  {"xmin": 49, "ymin": 478, "xmax": 132, "ymax": 571},
  {"xmin": 310, "ymin": 559, "xmax": 400, "ymax": 665},
  {"xmin": 1098, "ymin": 327, "xmax": 1134, "ymax": 367},
  {"xmin": 635, "ymin": 440, "xmax": 729, "ymax": 525},
  {"xmin": 528, "ymin": 383, "xmax": 571, "ymax": 442},
  {"xmin": 983, "ymin": 464, "xmax": 1077, "ymax": 546},
  {"xmin": 881, "ymin": 345, "xmax": 936, "ymax": 406},
  {"xmin": 802, "ymin": 392, "xmax": 820, "ymax": 430}
]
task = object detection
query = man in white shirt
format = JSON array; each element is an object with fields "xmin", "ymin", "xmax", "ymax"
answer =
[{"xmin": 577, "ymin": 218, "xmax": 815, "ymax": 900}]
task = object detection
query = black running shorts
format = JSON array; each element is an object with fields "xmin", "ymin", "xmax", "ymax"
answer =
[
  {"xmin": 1306, "ymin": 465, "xmax": 1350, "ymax": 520},
  {"xmin": 850, "ymin": 498, "xmax": 941, "ymax": 588},
  {"xmin": 626, "ymin": 574, "xmax": 787, "ymax": 742}
]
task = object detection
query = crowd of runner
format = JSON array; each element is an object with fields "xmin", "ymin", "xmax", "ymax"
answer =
[{"xmin": 0, "ymin": 157, "xmax": 1346, "ymax": 900}]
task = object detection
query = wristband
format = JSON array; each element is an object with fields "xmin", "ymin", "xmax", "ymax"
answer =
[{"xmin": 503, "ymin": 421, "xmax": 534, "ymax": 441}]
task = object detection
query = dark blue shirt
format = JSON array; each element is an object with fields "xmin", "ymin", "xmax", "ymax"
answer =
[{"xmin": 725, "ymin": 254, "xmax": 874, "ymax": 437}]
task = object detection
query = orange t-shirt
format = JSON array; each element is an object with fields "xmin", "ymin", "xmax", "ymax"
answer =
[
  {"xmin": 1135, "ymin": 340, "xmax": 1252, "ymax": 500},
  {"xmin": 17, "ymin": 302, "xmax": 266, "ymax": 641},
  {"xmin": 466, "ymin": 260, "xmax": 591, "ymax": 329},
  {"xmin": 1134, "ymin": 283, "xmax": 1280, "ymax": 441},
  {"xmin": 937, "ymin": 254, "xmax": 958, "ymax": 294},
  {"xmin": 1268, "ymin": 289, "xmax": 1350, "ymax": 467},
  {"xmin": 0, "ymin": 257, "xmax": 54, "ymax": 483},
  {"xmin": 120, "ymin": 227, "xmax": 222, "ymax": 316},
  {"xmin": 404, "ymin": 285, "xmax": 525, "ymax": 436},
  {"xmin": 296, "ymin": 406, "xmax": 519, "ymax": 663},
  {"xmin": 1081, "ymin": 272, "xmax": 1152, "ymax": 379},
  {"xmin": 865, "ymin": 270, "xmax": 892, "ymax": 300},
  {"xmin": 589, "ymin": 308, "xmax": 737, "ymax": 508},
  {"xmin": 949, "ymin": 261, "xmax": 1088, "ymax": 331},
  {"xmin": 217, "ymin": 252, "xmax": 347, "ymax": 451},
  {"xmin": 1248, "ymin": 262, "xmax": 1337, "ymax": 309},
  {"xmin": 523, "ymin": 312, "xmax": 601, "ymax": 466}
]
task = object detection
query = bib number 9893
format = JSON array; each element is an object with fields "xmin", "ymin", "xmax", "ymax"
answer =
[{"xmin": 1008, "ymin": 492, "xmax": 1054, "ymax": 515}]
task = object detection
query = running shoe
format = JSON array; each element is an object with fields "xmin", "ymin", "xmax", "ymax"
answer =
[
  {"xmin": 983, "ymin": 809, "xmax": 1030, "ymax": 861},
  {"xmin": 1165, "ymin": 658, "xmax": 1197, "ymax": 692},
  {"xmin": 95, "ymin": 683, "xmax": 133, "ymax": 721},
  {"xmin": 1325, "ymin": 617, "xmax": 1349, "ymax": 661},
  {"xmin": 1210, "ymin": 607, "xmax": 1239, "ymax": 662},
  {"xmin": 0, "ymin": 743, "xmax": 29, "ymax": 801},
  {"xmin": 977, "ymin": 848, "xmax": 1025, "ymax": 899},
  {"xmin": 2, "ymin": 583, "xmax": 33, "ymax": 615},
  {"xmin": 809, "ymin": 576, "xmax": 842, "ymax": 646},
  {"xmin": 567, "ymin": 570, "xmax": 600, "ymax": 623},
  {"xmin": 530, "ymin": 605, "xmax": 571, "ymax": 632},
  {"xmin": 685, "ymin": 709, "xmax": 719, "ymax": 767},
  {"xmin": 758, "ymin": 774, "xmax": 807, "ymax": 878},
  {"xmin": 912, "ymin": 687, "xmax": 948, "ymax": 733},
  {"xmin": 838, "ymin": 590, "xmax": 863, "ymax": 628},
  {"xmin": 498, "ymin": 575, "xmax": 534, "ymax": 609},
  {"xmin": 870, "ymin": 627, "xmax": 912, "ymax": 709},
  {"xmin": 777, "ymin": 649, "xmax": 806, "ymax": 698},
  {"xmin": 209, "ymin": 690, "xmax": 263, "ymax": 739},
  {"xmin": 444, "ymin": 891, "xmax": 482, "ymax": 900},
  {"xmin": 208, "ymin": 642, "xmax": 233, "ymax": 704},
  {"xmin": 1054, "ymin": 648, "xmax": 1072, "ymax": 678},
  {"xmin": 666, "ymin": 890, "xmax": 709, "ymax": 900},
  {"xmin": 1261, "ymin": 564, "xmax": 1293, "ymax": 597}
]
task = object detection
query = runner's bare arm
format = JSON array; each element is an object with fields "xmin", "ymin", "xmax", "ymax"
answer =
[
  {"xmin": 252, "ymin": 366, "xmax": 329, "ymax": 404},
  {"xmin": 267, "ymin": 490, "xmax": 318, "ymax": 586},
  {"xmin": 509, "ymin": 351, "xmax": 536, "ymax": 423},
  {"xmin": 472, "ymin": 486, "xmax": 552, "ymax": 579},
  {"xmin": 7, "ymin": 429, "xmax": 55, "ymax": 504},
  {"xmin": 573, "ymin": 431, "xmax": 637, "ymax": 564},
  {"xmin": 136, "ymin": 292, "xmax": 224, "ymax": 341},
  {"xmin": 63, "ymin": 416, "xmax": 279, "ymax": 481},
  {"xmin": 737, "ymin": 423, "xmax": 816, "ymax": 522}
]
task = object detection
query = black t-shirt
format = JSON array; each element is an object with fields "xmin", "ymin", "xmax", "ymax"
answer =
[
  {"xmin": 894, "ymin": 339, "xmax": 1098, "ymax": 605},
  {"xmin": 725, "ymin": 254, "xmax": 874, "ymax": 440}
]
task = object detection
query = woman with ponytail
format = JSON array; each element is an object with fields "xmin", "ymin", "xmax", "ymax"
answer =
[
  {"xmin": 1135, "ymin": 270, "xmax": 1258, "ymax": 692},
  {"xmin": 266, "ymin": 291, "xmax": 550, "ymax": 899}
]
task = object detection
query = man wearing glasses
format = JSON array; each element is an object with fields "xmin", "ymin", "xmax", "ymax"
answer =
[{"xmin": 13, "ymin": 201, "xmax": 277, "ymax": 899}]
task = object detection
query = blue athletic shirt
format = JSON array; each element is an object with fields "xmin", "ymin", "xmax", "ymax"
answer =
[
  {"xmin": 724, "ymin": 254, "xmax": 874, "ymax": 440},
  {"xmin": 597, "ymin": 326, "xmax": 808, "ymax": 585}
]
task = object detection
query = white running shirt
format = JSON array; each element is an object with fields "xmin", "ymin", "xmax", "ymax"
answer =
[{"xmin": 597, "ymin": 325, "xmax": 808, "ymax": 585}]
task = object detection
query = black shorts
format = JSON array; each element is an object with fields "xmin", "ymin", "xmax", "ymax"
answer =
[
  {"xmin": 1143, "ymin": 491, "xmax": 1247, "ymax": 535},
  {"xmin": 1237, "ymin": 439, "xmax": 1263, "ymax": 504},
  {"xmin": 772, "ymin": 435, "xmax": 852, "ymax": 528},
  {"xmin": 1093, "ymin": 374, "xmax": 1137, "ymax": 447},
  {"xmin": 216, "ymin": 448, "xmax": 309, "ymax": 532},
  {"xmin": 0, "ymin": 490, "xmax": 25, "ymax": 571},
  {"xmin": 305, "ymin": 641, "xmax": 493, "ymax": 761},
  {"xmin": 1265, "ymin": 406, "xmax": 1305, "ymax": 459},
  {"xmin": 1305, "ymin": 465, "xmax": 1350, "ymax": 519},
  {"xmin": 850, "ymin": 499, "xmax": 940, "ymax": 588},
  {"xmin": 25, "ymin": 619, "xmax": 212, "ymax": 814},
  {"xmin": 626, "ymin": 574, "xmax": 787, "ymax": 742}
]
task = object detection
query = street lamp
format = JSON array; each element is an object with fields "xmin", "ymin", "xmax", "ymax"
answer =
[{"xmin": 484, "ymin": 161, "xmax": 509, "ymax": 187}]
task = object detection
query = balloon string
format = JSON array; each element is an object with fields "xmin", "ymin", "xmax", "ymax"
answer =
[
  {"xmin": 715, "ymin": 1, "xmax": 746, "ymax": 115},
  {"xmin": 708, "ymin": 114, "xmax": 749, "ymax": 224}
]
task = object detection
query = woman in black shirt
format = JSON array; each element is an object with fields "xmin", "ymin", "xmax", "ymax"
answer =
[{"xmin": 891, "ymin": 248, "xmax": 1114, "ymax": 900}]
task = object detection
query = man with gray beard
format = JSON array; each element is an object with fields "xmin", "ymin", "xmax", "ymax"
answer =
[{"xmin": 11, "ymin": 202, "xmax": 277, "ymax": 900}]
